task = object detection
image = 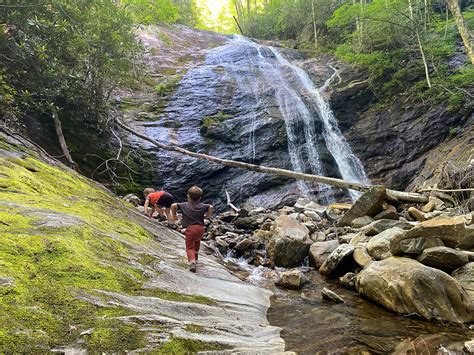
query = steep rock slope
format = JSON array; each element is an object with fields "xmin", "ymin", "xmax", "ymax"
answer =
[
  {"xmin": 0, "ymin": 129, "xmax": 284, "ymax": 353},
  {"xmin": 329, "ymin": 66, "xmax": 473, "ymax": 191}
]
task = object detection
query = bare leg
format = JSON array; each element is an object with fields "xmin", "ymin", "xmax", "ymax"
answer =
[
  {"xmin": 164, "ymin": 208, "xmax": 172, "ymax": 222},
  {"xmin": 155, "ymin": 206, "xmax": 165, "ymax": 218}
]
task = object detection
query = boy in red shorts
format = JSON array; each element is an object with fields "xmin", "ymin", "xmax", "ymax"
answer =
[
  {"xmin": 143, "ymin": 188, "xmax": 174, "ymax": 222},
  {"xmin": 170, "ymin": 186, "xmax": 214, "ymax": 273}
]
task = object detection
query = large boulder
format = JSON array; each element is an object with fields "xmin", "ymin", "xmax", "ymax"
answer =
[
  {"xmin": 266, "ymin": 215, "xmax": 312, "ymax": 267},
  {"xmin": 356, "ymin": 257, "xmax": 473, "ymax": 323},
  {"xmin": 417, "ymin": 246, "xmax": 469, "ymax": 272},
  {"xmin": 275, "ymin": 269, "xmax": 308, "ymax": 290},
  {"xmin": 338, "ymin": 186, "xmax": 386, "ymax": 226},
  {"xmin": 319, "ymin": 244, "xmax": 355, "ymax": 277},
  {"xmin": 309, "ymin": 240, "xmax": 340, "ymax": 268},
  {"xmin": 391, "ymin": 216, "xmax": 474, "ymax": 252},
  {"xmin": 452, "ymin": 262, "xmax": 474, "ymax": 301},
  {"xmin": 366, "ymin": 227, "xmax": 405, "ymax": 260}
]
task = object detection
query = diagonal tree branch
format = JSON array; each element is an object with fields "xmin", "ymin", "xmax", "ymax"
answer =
[{"xmin": 115, "ymin": 117, "xmax": 428, "ymax": 203}]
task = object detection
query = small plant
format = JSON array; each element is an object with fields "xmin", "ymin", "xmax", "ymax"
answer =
[
  {"xmin": 201, "ymin": 111, "xmax": 232, "ymax": 128},
  {"xmin": 154, "ymin": 82, "xmax": 168, "ymax": 96},
  {"xmin": 448, "ymin": 127, "xmax": 460, "ymax": 136}
]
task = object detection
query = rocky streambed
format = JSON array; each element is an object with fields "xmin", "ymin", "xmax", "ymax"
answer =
[{"xmin": 192, "ymin": 186, "xmax": 474, "ymax": 353}]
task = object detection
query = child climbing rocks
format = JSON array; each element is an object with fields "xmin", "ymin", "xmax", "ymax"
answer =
[
  {"xmin": 143, "ymin": 188, "xmax": 174, "ymax": 221},
  {"xmin": 171, "ymin": 186, "xmax": 214, "ymax": 273}
]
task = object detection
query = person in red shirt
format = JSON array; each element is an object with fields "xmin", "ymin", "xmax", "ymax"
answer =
[
  {"xmin": 143, "ymin": 188, "xmax": 174, "ymax": 221},
  {"xmin": 170, "ymin": 186, "xmax": 214, "ymax": 273}
]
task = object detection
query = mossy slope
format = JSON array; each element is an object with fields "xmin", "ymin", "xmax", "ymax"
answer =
[{"xmin": 0, "ymin": 134, "xmax": 229, "ymax": 353}]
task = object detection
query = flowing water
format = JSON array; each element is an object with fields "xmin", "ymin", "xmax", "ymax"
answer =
[
  {"xmin": 223, "ymin": 258, "xmax": 474, "ymax": 354},
  {"xmin": 210, "ymin": 36, "xmax": 368, "ymax": 202},
  {"xmin": 268, "ymin": 270, "xmax": 474, "ymax": 354},
  {"xmin": 269, "ymin": 48, "xmax": 369, "ymax": 201}
]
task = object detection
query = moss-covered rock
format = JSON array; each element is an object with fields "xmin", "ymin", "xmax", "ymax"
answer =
[{"xmin": 0, "ymin": 132, "xmax": 283, "ymax": 353}]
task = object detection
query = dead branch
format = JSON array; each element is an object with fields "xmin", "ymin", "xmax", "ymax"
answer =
[
  {"xmin": 116, "ymin": 118, "xmax": 429, "ymax": 203},
  {"xmin": 419, "ymin": 188, "xmax": 474, "ymax": 193},
  {"xmin": 51, "ymin": 105, "xmax": 75, "ymax": 169},
  {"xmin": 225, "ymin": 188, "xmax": 241, "ymax": 213}
]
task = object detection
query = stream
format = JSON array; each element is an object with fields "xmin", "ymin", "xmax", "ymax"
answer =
[{"xmin": 223, "ymin": 257, "xmax": 473, "ymax": 354}]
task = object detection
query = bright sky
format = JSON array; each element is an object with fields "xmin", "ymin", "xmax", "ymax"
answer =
[{"xmin": 197, "ymin": 0, "xmax": 235, "ymax": 33}]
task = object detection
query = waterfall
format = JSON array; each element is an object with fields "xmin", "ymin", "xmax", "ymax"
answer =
[
  {"xmin": 203, "ymin": 35, "xmax": 368, "ymax": 202},
  {"xmin": 270, "ymin": 48, "xmax": 369, "ymax": 200}
]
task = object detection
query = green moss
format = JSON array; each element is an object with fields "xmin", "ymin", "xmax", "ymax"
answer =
[
  {"xmin": 158, "ymin": 337, "xmax": 232, "ymax": 353},
  {"xmin": 0, "ymin": 208, "xmax": 33, "ymax": 232},
  {"xmin": 185, "ymin": 324, "xmax": 206, "ymax": 334},
  {"xmin": 84, "ymin": 319, "xmax": 146, "ymax": 352},
  {"xmin": 138, "ymin": 253, "xmax": 159, "ymax": 266},
  {"xmin": 201, "ymin": 111, "xmax": 233, "ymax": 128},
  {"xmin": 0, "ymin": 144, "xmax": 159, "ymax": 351}
]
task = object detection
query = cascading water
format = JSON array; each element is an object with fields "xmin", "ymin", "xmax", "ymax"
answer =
[
  {"xmin": 193, "ymin": 35, "xmax": 367, "ymax": 201},
  {"xmin": 234, "ymin": 36, "xmax": 333, "ymax": 199},
  {"xmin": 142, "ymin": 32, "xmax": 368, "ymax": 206},
  {"xmin": 270, "ymin": 48, "xmax": 370, "ymax": 200}
]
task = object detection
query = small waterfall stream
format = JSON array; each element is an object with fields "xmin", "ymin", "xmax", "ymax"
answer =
[{"xmin": 270, "ymin": 49, "xmax": 370, "ymax": 200}]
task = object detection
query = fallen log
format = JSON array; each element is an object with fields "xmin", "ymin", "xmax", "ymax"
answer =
[{"xmin": 116, "ymin": 118, "xmax": 428, "ymax": 203}]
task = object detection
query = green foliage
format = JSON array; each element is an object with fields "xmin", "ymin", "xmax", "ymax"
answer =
[
  {"xmin": 122, "ymin": 0, "xmax": 181, "ymax": 24},
  {"xmin": 448, "ymin": 126, "xmax": 460, "ymax": 136},
  {"xmin": 0, "ymin": 1, "xmax": 140, "ymax": 126},
  {"xmin": 121, "ymin": 0, "xmax": 201, "ymax": 26},
  {"xmin": 202, "ymin": 111, "xmax": 233, "ymax": 127},
  {"xmin": 158, "ymin": 337, "xmax": 232, "ymax": 353}
]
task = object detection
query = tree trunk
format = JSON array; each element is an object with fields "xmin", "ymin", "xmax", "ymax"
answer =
[
  {"xmin": 416, "ymin": 30, "xmax": 432, "ymax": 88},
  {"xmin": 312, "ymin": 0, "xmax": 318, "ymax": 49},
  {"xmin": 408, "ymin": 0, "xmax": 414, "ymax": 20},
  {"xmin": 234, "ymin": 0, "xmax": 244, "ymax": 22},
  {"xmin": 446, "ymin": 0, "xmax": 474, "ymax": 64},
  {"xmin": 51, "ymin": 106, "xmax": 75, "ymax": 169},
  {"xmin": 115, "ymin": 118, "xmax": 428, "ymax": 203},
  {"xmin": 233, "ymin": 15, "xmax": 245, "ymax": 35}
]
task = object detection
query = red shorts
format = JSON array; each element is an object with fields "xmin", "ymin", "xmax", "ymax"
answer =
[{"xmin": 184, "ymin": 224, "xmax": 205, "ymax": 262}]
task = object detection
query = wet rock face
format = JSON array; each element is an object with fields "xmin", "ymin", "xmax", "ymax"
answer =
[
  {"xmin": 356, "ymin": 257, "xmax": 474, "ymax": 323},
  {"xmin": 126, "ymin": 27, "xmax": 364, "ymax": 210},
  {"xmin": 329, "ymin": 68, "xmax": 473, "ymax": 191}
]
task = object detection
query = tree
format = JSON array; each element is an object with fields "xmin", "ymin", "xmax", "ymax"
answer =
[
  {"xmin": 446, "ymin": 0, "xmax": 474, "ymax": 64},
  {"xmin": 0, "ymin": 1, "xmax": 140, "ymax": 165}
]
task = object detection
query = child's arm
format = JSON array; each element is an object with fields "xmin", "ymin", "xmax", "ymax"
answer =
[
  {"xmin": 144, "ymin": 198, "xmax": 150, "ymax": 216},
  {"xmin": 204, "ymin": 205, "xmax": 214, "ymax": 219},
  {"xmin": 170, "ymin": 203, "xmax": 178, "ymax": 222}
]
